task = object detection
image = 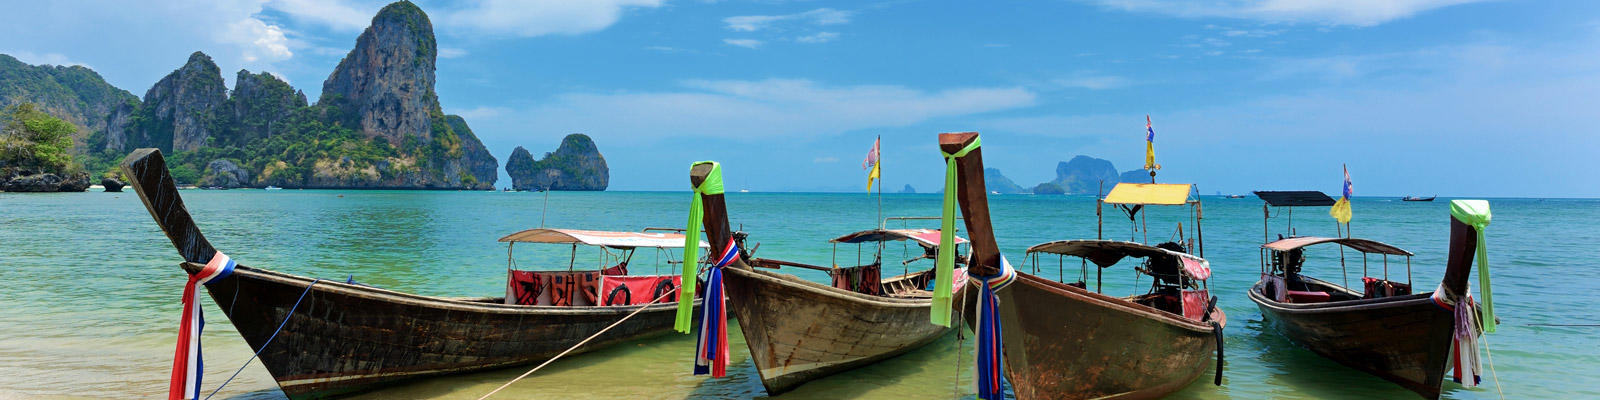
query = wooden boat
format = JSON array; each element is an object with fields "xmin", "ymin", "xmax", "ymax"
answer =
[
  {"xmin": 121, "ymin": 148, "xmax": 700, "ymax": 399},
  {"xmin": 1403, "ymin": 196, "xmax": 1437, "ymax": 202},
  {"xmin": 1248, "ymin": 191, "xmax": 1484, "ymax": 399},
  {"xmin": 939, "ymin": 131, "xmax": 1225, "ymax": 399},
  {"xmin": 687, "ymin": 162, "xmax": 967, "ymax": 395}
]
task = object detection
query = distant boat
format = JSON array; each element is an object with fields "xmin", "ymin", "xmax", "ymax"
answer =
[
  {"xmin": 264, "ymin": 186, "xmax": 282, "ymax": 191},
  {"xmin": 1225, "ymin": 194, "xmax": 1246, "ymax": 199},
  {"xmin": 1402, "ymin": 196, "xmax": 1436, "ymax": 202},
  {"xmin": 739, "ymin": 189, "xmax": 749, "ymax": 193}
]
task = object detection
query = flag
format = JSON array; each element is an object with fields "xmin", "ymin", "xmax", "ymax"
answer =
[
  {"xmin": 1330, "ymin": 164, "xmax": 1352, "ymax": 224},
  {"xmin": 864, "ymin": 136, "xmax": 881, "ymax": 191},
  {"xmin": 1144, "ymin": 115, "xmax": 1160, "ymax": 170}
]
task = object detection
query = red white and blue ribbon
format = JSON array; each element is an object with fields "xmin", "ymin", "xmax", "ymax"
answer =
[
  {"xmin": 971, "ymin": 256, "xmax": 1016, "ymax": 400},
  {"xmin": 169, "ymin": 251, "xmax": 236, "ymax": 400},
  {"xmin": 693, "ymin": 241, "xmax": 738, "ymax": 377}
]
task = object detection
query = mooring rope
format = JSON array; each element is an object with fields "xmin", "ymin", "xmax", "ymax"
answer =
[
  {"xmin": 951, "ymin": 287, "xmax": 967, "ymax": 399},
  {"xmin": 478, "ymin": 288, "xmax": 682, "ymax": 400},
  {"xmin": 1481, "ymin": 334, "xmax": 1506, "ymax": 400},
  {"xmin": 205, "ymin": 278, "xmax": 320, "ymax": 400}
]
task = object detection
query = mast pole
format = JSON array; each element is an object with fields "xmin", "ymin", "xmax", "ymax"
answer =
[{"xmin": 877, "ymin": 135, "xmax": 883, "ymax": 230}]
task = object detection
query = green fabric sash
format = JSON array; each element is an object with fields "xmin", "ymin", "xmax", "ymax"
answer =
[
  {"xmin": 676, "ymin": 161, "xmax": 723, "ymax": 333},
  {"xmin": 933, "ymin": 137, "xmax": 982, "ymax": 327},
  {"xmin": 1450, "ymin": 200, "xmax": 1494, "ymax": 333}
]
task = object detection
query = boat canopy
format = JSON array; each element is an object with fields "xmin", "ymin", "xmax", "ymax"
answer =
[
  {"xmin": 498, "ymin": 228, "xmax": 707, "ymax": 249},
  {"xmin": 1253, "ymin": 190, "xmax": 1336, "ymax": 207},
  {"xmin": 1026, "ymin": 239, "xmax": 1211, "ymax": 280},
  {"xmin": 831, "ymin": 229, "xmax": 967, "ymax": 248},
  {"xmin": 1261, "ymin": 236, "xmax": 1413, "ymax": 256},
  {"xmin": 1103, "ymin": 183, "xmax": 1192, "ymax": 205}
]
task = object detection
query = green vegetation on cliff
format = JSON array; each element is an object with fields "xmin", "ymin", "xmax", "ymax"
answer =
[{"xmin": 1, "ymin": 103, "xmax": 78, "ymax": 174}]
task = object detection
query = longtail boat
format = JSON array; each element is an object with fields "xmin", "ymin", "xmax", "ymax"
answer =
[
  {"xmin": 121, "ymin": 148, "xmax": 700, "ymax": 399},
  {"xmin": 1403, "ymin": 195, "xmax": 1438, "ymax": 202},
  {"xmin": 937, "ymin": 131, "xmax": 1225, "ymax": 399},
  {"xmin": 1249, "ymin": 191, "xmax": 1496, "ymax": 399},
  {"xmin": 681, "ymin": 161, "xmax": 966, "ymax": 395}
]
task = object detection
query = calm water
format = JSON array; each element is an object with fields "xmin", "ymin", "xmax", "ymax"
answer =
[{"xmin": 1, "ymin": 190, "xmax": 1595, "ymax": 399}]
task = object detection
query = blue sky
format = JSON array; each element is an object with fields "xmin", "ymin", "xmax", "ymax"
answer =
[{"xmin": 2, "ymin": 0, "xmax": 1596, "ymax": 196}]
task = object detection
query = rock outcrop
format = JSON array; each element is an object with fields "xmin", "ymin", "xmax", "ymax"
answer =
[
  {"xmin": 101, "ymin": 177, "xmax": 125, "ymax": 192},
  {"xmin": 1120, "ymin": 169, "xmax": 1150, "ymax": 184},
  {"xmin": 132, "ymin": 52, "xmax": 228, "ymax": 152},
  {"xmin": 0, "ymin": 171, "xmax": 89, "ymax": 192},
  {"xmin": 506, "ymin": 134, "xmax": 609, "ymax": 191},
  {"xmin": 199, "ymin": 159, "xmax": 251, "ymax": 188},
  {"xmin": 321, "ymin": 1, "xmax": 438, "ymax": 145},
  {"xmin": 983, "ymin": 168, "xmax": 1027, "ymax": 194},
  {"xmin": 1037, "ymin": 155, "xmax": 1121, "ymax": 195},
  {"xmin": 899, "ymin": 184, "xmax": 916, "ymax": 194}
]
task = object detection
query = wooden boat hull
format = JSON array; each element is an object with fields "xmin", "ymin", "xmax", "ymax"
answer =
[
  {"xmin": 721, "ymin": 266, "xmax": 952, "ymax": 394},
  {"xmin": 1249, "ymin": 282, "xmax": 1453, "ymax": 398},
  {"xmin": 192, "ymin": 263, "xmax": 696, "ymax": 399},
  {"xmin": 981, "ymin": 272, "xmax": 1222, "ymax": 400}
]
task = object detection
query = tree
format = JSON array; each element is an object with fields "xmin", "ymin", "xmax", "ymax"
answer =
[{"xmin": 0, "ymin": 103, "xmax": 78, "ymax": 174}]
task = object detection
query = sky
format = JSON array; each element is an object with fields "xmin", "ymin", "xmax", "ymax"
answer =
[{"xmin": 0, "ymin": 0, "xmax": 1596, "ymax": 197}]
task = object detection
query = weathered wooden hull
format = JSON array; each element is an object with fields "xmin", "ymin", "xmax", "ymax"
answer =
[
  {"xmin": 721, "ymin": 266, "xmax": 953, "ymax": 395},
  {"xmin": 983, "ymin": 272, "xmax": 1221, "ymax": 400},
  {"xmin": 189, "ymin": 263, "xmax": 696, "ymax": 399},
  {"xmin": 1249, "ymin": 281, "xmax": 1454, "ymax": 399}
]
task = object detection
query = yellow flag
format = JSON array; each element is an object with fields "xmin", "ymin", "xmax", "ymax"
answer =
[
  {"xmin": 867, "ymin": 162, "xmax": 880, "ymax": 191},
  {"xmin": 1330, "ymin": 197, "xmax": 1352, "ymax": 224},
  {"xmin": 864, "ymin": 136, "xmax": 881, "ymax": 191}
]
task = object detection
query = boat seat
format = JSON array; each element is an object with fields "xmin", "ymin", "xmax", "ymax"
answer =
[
  {"xmin": 1286, "ymin": 290, "xmax": 1331, "ymax": 303},
  {"xmin": 887, "ymin": 289, "xmax": 933, "ymax": 298}
]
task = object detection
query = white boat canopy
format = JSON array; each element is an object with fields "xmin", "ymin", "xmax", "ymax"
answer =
[{"xmin": 498, "ymin": 228, "xmax": 708, "ymax": 249}]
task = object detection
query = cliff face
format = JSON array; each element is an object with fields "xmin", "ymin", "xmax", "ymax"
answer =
[
  {"xmin": 506, "ymin": 134, "xmax": 609, "ymax": 191},
  {"xmin": 321, "ymin": 1, "xmax": 437, "ymax": 145},
  {"xmin": 220, "ymin": 70, "xmax": 306, "ymax": 146},
  {"xmin": 0, "ymin": 54, "xmax": 139, "ymax": 150},
  {"xmin": 983, "ymin": 168, "xmax": 1027, "ymax": 194},
  {"xmin": 134, "ymin": 52, "xmax": 228, "ymax": 152}
]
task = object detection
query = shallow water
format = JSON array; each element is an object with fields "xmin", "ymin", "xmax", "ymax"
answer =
[{"xmin": 0, "ymin": 190, "xmax": 1594, "ymax": 399}]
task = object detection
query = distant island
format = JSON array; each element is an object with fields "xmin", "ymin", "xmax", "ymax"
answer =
[
  {"xmin": 899, "ymin": 184, "xmax": 916, "ymax": 194},
  {"xmin": 984, "ymin": 155, "xmax": 1149, "ymax": 195},
  {"xmin": 506, "ymin": 134, "xmax": 609, "ymax": 191},
  {"xmin": 0, "ymin": 1, "xmax": 499, "ymax": 190}
]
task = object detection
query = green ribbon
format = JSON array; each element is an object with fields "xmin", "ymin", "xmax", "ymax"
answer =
[
  {"xmin": 1450, "ymin": 200, "xmax": 1494, "ymax": 333},
  {"xmin": 932, "ymin": 136, "xmax": 981, "ymax": 327},
  {"xmin": 676, "ymin": 161, "xmax": 723, "ymax": 333}
]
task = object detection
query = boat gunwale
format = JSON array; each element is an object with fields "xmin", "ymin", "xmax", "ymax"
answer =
[
  {"xmin": 1010, "ymin": 271, "xmax": 1219, "ymax": 333},
  {"xmin": 1246, "ymin": 279, "xmax": 1436, "ymax": 314},
  {"xmin": 186, "ymin": 262, "xmax": 693, "ymax": 315},
  {"xmin": 727, "ymin": 264, "xmax": 951, "ymax": 309}
]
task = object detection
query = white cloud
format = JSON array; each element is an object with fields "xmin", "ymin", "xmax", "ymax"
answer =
[
  {"xmin": 724, "ymin": 8, "xmax": 853, "ymax": 32},
  {"xmin": 451, "ymin": 106, "xmax": 510, "ymax": 119},
  {"xmin": 723, "ymin": 38, "xmax": 762, "ymax": 48},
  {"xmin": 514, "ymin": 79, "xmax": 1036, "ymax": 139},
  {"xmin": 3, "ymin": 50, "xmax": 91, "ymax": 68},
  {"xmin": 1049, "ymin": 74, "xmax": 1133, "ymax": 90},
  {"xmin": 438, "ymin": 47, "xmax": 468, "ymax": 58},
  {"xmin": 442, "ymin": 0, "xmax": 664, "ymax": 37},
  {"xmin": 223, "ymin": 17, "xmax": 293, "ymax": 63},
  {"xmin": 795, "ymin": 31, "xmax": 839, "ymax": 44},
  {"xmin": 1081, "ymin": 0, "xmax": 1491, "ymax": 26},
  {"xmin": 266, "ymin": 0, "xmax": 372, "ymax": 31}
]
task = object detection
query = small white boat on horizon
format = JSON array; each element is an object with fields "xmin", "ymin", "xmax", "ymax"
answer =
[{"xmin": 265, "ymin": 186, "xmax": 283, "ymax": 190}]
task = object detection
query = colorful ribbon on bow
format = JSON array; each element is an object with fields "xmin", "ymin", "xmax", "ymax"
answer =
[
  {"xmin": 932, "ymin": 136, "xmax": 982, "ymax": 327},
  {"xmin": 693, "ymin": 240, "xmax": 739, "ymax": 378},
  {"xmin": 677, "ymin": 161, "xmax": 723, "ymax": 333},
  {"xmin": 169, "ymin": 251, "xmax": 236, "ymax": 400},
  {"xmin": 972, "ymin": 256, "xmax": 1016, "ymax": 400}
]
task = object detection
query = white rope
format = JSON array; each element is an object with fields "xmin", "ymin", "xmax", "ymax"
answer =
[
  {"xmin": 1481, "ymin": 334, "xmax": 1506, "ymax": 400},
  {"xmin": 477, "ymin": 288, "xmax": 681, "ymax": 399}
]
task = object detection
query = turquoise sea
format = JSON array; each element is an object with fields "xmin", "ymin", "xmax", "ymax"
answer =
[{"xmin": 1, "ymin": 189, "xmax": 1595, "ymax": 399}]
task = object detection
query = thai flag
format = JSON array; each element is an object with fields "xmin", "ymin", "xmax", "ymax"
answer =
[
  {"xmin": 1146, "ymin": 115, "xmax": 1155, "ymax": 142},
  {"xmin": 170, "ymin": 251, "xmax": 235, "ymax": 400},
  {"xmin": 694, "ymin": 241, "xmax": 738, "ymax": 377},
  {"xmin": 862, "ymin": 137, "xmax": 879, "ymax": 170},
  {"xmin": 1342, "ymin": 165, "xmax": 1353, "ymax": 198}
]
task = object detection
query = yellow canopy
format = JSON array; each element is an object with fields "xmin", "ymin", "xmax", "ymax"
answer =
[{"xmin": 1103, "ymin": 183, "xmax": 1192, "ymax": 205}]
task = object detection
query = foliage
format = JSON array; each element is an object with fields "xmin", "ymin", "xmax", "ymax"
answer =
[{"xmin": 0, "ymin": 103, "xmax": 78, "ymax": 175}]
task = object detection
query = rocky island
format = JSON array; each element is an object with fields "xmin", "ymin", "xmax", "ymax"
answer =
[
  {"xmin": 0, "ymin": 1, "xmax": 497, "ymax": 190},
  {"xmin": 506, "ymin": 134, "xmax": 609, "ymax": 191}
]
